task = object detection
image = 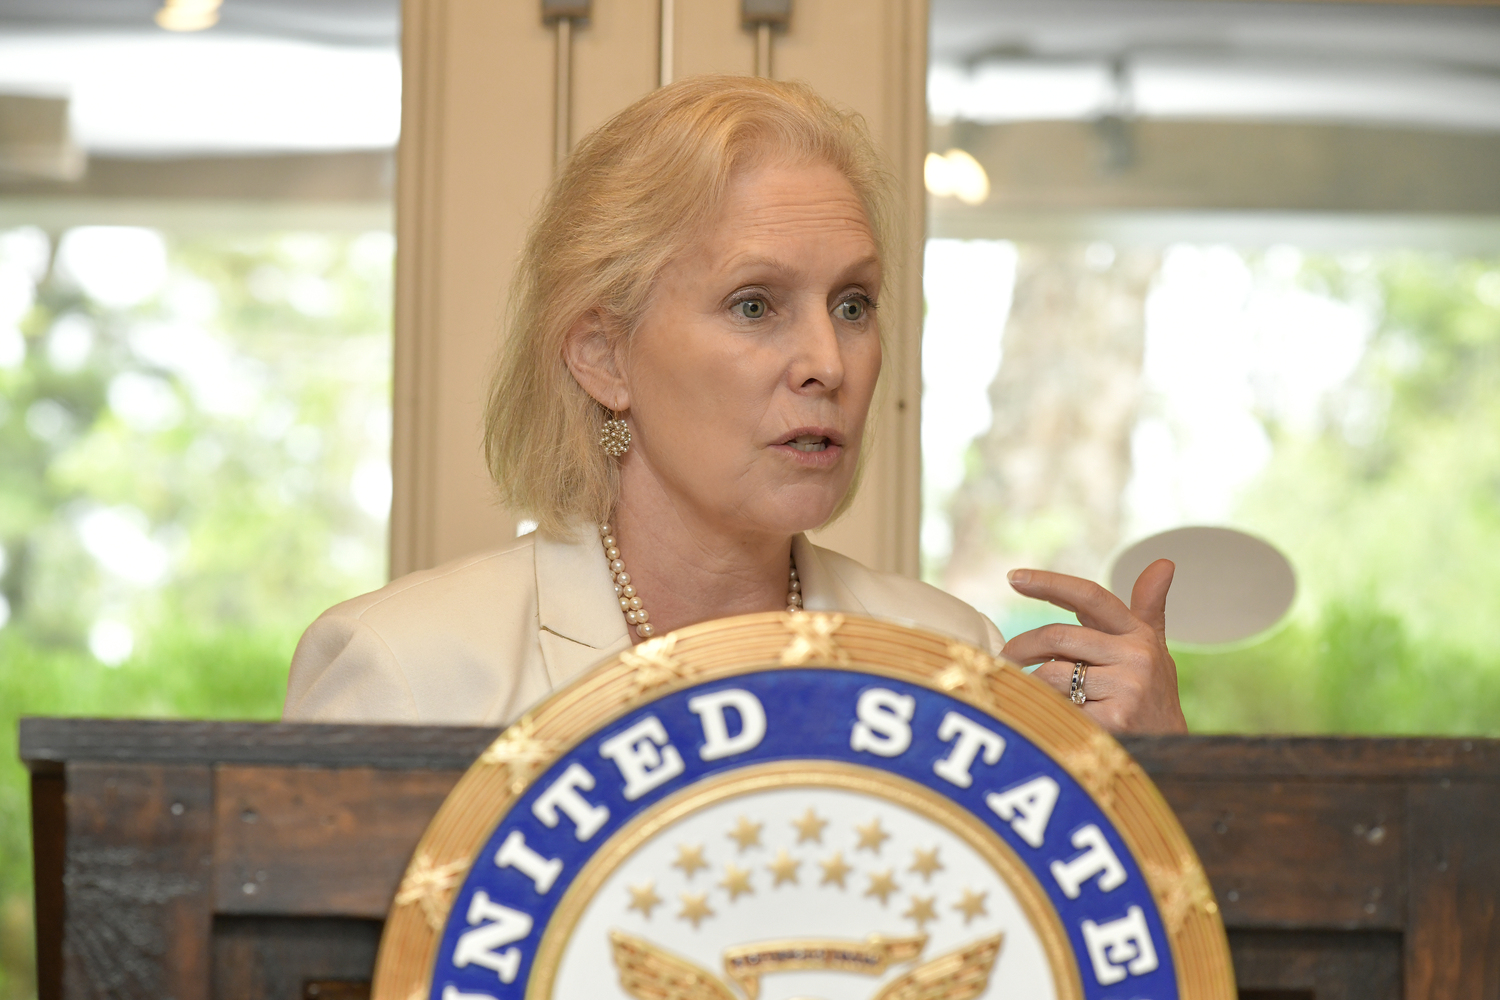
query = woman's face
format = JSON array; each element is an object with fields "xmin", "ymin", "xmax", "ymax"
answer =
[{"xmin": 620, "ymin": 158, "xmax": 883, "ymax": 538}]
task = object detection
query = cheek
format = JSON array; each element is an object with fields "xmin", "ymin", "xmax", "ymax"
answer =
[
  {"xmin": 630, "ymin": 332, "xmax": 774, "ymax": 436},
  {"xmin": 848, "ymin": 337, "xmax": 883, "ymax": 413}
]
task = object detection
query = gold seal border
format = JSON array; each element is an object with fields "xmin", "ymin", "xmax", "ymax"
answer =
[
  {"xmin": 525, "ymin": 760, "xmax": 1084, "ymax": 1000},
  {"xmin": 371, "ymin": 611, "xmax": 1235, "ymax": 1000}
]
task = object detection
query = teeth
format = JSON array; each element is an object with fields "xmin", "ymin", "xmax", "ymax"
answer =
[{"xmin": 789, "ymin": 435, "xmax": 829, "ymax": 452}]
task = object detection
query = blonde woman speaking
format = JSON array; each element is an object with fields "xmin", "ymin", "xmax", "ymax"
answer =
[{"xmin": 284, "ymin": 77, "xmax": 1186, "ymax": 735}]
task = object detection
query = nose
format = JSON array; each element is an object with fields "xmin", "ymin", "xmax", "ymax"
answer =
[{"xmin": 788, "ymin": 309, "xmax": 845, "ymax": 394}]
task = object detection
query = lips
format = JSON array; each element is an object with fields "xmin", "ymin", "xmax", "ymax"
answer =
[
  {"xmin": 772, "ymin": 427, "xmax": 845, "ymax": 467},
  {"xmin": 786, "ymin": 434, "xmax": 830, "ymax": 453}
]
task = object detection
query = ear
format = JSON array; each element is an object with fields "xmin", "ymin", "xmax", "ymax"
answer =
[{"xmin": 563, "ymin": 309, "xmax": 630, "ymax": 412}]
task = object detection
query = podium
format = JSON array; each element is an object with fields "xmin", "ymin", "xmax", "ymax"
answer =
[{"xmin": 20, "ymin": 719, "xmax": 1500, "ymax": 1000}]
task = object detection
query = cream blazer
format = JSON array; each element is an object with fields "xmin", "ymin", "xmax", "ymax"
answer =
[{"xmin": 283, "ymin": 530, "xmax": 1004, "ymax": 725}]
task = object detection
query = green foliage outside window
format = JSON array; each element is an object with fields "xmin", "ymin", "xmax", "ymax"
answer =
[
  {"xmin": 1175, "ymin": 252, "xmax": 1500, "ymax": 734},
  {"xmin": 0, "ymin": 226, "xmax": 393, "ymax": 998}
]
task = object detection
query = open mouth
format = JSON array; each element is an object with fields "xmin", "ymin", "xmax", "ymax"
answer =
[{"xmin": 785, "ymin": 434, "xmax": 832, "ymax": 453}]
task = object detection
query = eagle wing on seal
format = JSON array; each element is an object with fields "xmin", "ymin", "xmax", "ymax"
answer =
[
  {"xmin": 869, "ymin": 933, "xmax": 1004, "ymax": 1000},
  {"xmin": 610, "ymin": 929, "xmax": 740, "ymax": 1000}
]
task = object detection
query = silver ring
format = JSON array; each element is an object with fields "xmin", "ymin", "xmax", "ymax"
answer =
[{"xmin": 1069, "ymin": 661, "xmax": 1088, "ymax": 706}]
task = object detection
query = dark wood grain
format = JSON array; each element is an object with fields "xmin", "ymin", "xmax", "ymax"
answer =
[
  {"xmin": 20, "ymin": 718, "xmax": 499, "ymax": 774},
  {"xmin": 1123, "ymin": 734, "xmax": 1500, "ymax": 781},
  {"xmin": 1405, "ymin": 780, "xmax": 1500, "ymax": 1000},
  {"xmin": 30, "ymin": 770, "xmax": 64, "ymax": 1000},
  {"xmin": 211, "ymin": 917, "xmax": 379, "ymax": 1000},
  {"xmin": 1156, "ymin": 779, "xmax": 1405, "ymax": 929},
  {"xmin": 213, "ymin": 766, "xmax": 461, "ymax": 918},
  {"xmin": 25, "ymin": 721, "xmax": 1500, "ymax": 1000},
  {"xmin": 62, "ymin": 763, "xmax": 213, "ymax": 1000},
  {"xmin": 1229, "ymin": 929, "xmax": 1402, "ymax": 1000}
]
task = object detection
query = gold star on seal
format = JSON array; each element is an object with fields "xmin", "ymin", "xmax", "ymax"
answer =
[
  {"xmin": 903, "ymin": 894, "xmax": 939, "ymax": 930},
  {"xmin": 720, "ymin": 864, "xmax": 754, "ymax": 900},
  {"xmin": 779, "ymin": 612, "xmax": 849, "ymax": 666},
  {"xmin": 394, "ymin": 852, "xmax": 469, "ymax": 931},
  {"xmin": 627, "ymin": 882, "xmax": 663, "ymax": 918},
  {"xmin": 620, "ymin": 634, "xmax": 685, "ymax": 695},
  {"xmin": 855, "ymin": 817, "xmax": 891, "ymax": 854},
  {"xmin": 727, "ymin": 816, "xmax": 763, "ymax": 852},
  {"xmin": 954, "ymin": 888, "xmax": 989, "ymax": 924},
  {"xmin": 767, "ymin": 848, "xmax": 801, "ymax": 886},
  {"xmin": 477, "ymin": 717, "xmax": 558, "ymax": 793},
  {"xmin": 792, "ymin": 807, "xmax": 828, "ymax": 844},
  {"xmin": 864, "ymin": 869, "xmax": 899, "ymax": 905},
  {"xmin": 819, "ymin": 852, "xmax": 853, "ymax": 889},
  {"xmin": 677, "ymin": 892, "xmax": 714, "ymax": 928},
  {"xmin": 672, "ymin": 843, "xmax": 709, "ymax": 880},
  {"xmin": 1058, "ymin": 728, "xmax": 1140, "ymax": 813},
  {"xmin": 936, "ymin": 642, "xmax": 1002, "ymax": 710},
  {"xmin": 1143, "ymin": 852, "xmax": 1221, "ymax": 935},
  {"xmin": 910, "ymin": 846, "xmax": 944, "ymax": 881}
]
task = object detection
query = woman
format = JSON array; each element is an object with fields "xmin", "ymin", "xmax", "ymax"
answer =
[{"xmin": 284, "ymin": 77, "xmax": 1186, "ymax": 735}]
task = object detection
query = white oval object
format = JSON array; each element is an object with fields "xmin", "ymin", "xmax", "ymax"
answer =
[{"xmin": 1108, "ymin": 526, "xmax": 1296, "ymax": 646}]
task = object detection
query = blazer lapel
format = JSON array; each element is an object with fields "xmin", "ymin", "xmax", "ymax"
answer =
[
  {"xmin": 534, "ymin": 527, "xmax": 631, "ymax": 688},
  {"xmin": 792, "ymin": 533, "xmax": 869, "ymax": 615}
]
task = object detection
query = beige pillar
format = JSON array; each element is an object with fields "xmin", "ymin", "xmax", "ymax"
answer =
[{"xmin": 392, "ymin": 0, "xmax": 927, "ymax": 579}]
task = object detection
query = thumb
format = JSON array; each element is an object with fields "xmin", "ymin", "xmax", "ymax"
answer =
[{"xmin": 1130, "ymin": 558, "xmax": 1175, "ymax": 640}]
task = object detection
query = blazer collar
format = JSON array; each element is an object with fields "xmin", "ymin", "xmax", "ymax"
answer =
[
  {"xmin": 534, "ymin": 527, "xmax": 631, "ymax": 687},
  {"xmin": 533, "ymin": 528, "xmax": 867, "ymax": 687}
]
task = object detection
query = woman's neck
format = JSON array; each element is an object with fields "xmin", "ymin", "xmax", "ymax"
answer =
[{"xmin": 608, "ymin": 484, "xmax": 794, "ymax": 644}]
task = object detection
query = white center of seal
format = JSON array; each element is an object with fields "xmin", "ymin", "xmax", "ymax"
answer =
[{"xmin": 544, "ymin": 779, "xmax": 1068, "ymax": 1000}]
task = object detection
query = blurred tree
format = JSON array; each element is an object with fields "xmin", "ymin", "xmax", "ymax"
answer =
[{"xmin": 0, "ymin": 225, "xmax": 393, "ymax": 998}]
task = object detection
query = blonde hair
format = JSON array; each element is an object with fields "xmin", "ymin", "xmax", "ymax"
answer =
[{"xmin": 484, "ymin": 75, "xmax": 897, "ymax": 537}]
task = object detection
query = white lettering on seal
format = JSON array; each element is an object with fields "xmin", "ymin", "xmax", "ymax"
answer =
[
  {"xmin": 985, "ymin": 775, "xmax": 1060, "ymax": 848},
  {"xmin": 849, "ymin": 688, "xmax": 915, "ymax": 757},
  {"xmin": 1081, "ymin": 905, "xmax": 1159, "ymax": 984},
  {"xmin": 688, "ymin": 689, "xmax": 767, "ymax": 760},
  {"xmin": 493, "ymin": 830, "xmax": 563, "ymax": 894},
  {"xmin": 532, "ymin": 762, "xmax": 610, "ymax": 840},
  {"xmin": 1050, "ymin": 824, "xmax": 1128, "ymax": 898},
  {"xmin": 451, "ymin": 890, "xmax": 534, "ymax": 983},
  {"xmin": 932, "ymin": 712, "xmax": 1006, "ymax": 787},
  {"xmin": 599, "ymin": 716, "xmax": 686, "ymax": 801}
]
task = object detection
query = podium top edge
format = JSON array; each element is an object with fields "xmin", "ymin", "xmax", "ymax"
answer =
[
  {"xmin": 17, "ymin": 717, "xmax": 1500, "ymax": 780},
  {"xmin": 18, "ymin": 717, "xmax": 501, "ymax": 773}
]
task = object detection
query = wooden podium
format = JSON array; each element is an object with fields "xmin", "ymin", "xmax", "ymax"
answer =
[{"xmin": 20, "ymin": 719, "xmax": 1500, "ymax": 1000}]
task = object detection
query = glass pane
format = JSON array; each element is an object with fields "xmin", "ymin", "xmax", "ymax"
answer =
[
  {"xmin": 0, "ymin": 5, "xmax": 399, "ymax": 989},
  {"xmin": 925, "ymin": 0, "xmax": 1500, "ymax": 735}
]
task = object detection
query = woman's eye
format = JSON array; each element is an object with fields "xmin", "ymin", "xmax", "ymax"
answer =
[
  {"xmin": 836, "ymin": 298, "xmax": 866, "ymax": 321},
  {"xmin": 735, "ymin": 298, "xmax": 768, "ymax": 319}
]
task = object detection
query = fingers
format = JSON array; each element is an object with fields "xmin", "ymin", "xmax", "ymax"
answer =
[
  {"xmin": 1007, "ymin": 568, "xmax": 1138, "ymax": 635},
  {"xmin": 1002, "ymin": 623, "xmax": 1137, "ymax": 668},
  {"xmin": 1129, "ymin": 559, "xmax": 1175, "ymax": 641}
]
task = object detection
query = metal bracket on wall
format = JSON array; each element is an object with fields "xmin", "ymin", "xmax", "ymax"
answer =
[
  {"xmin": 543, "ymin": 0, "xmax": 592, "ymax": 169},
  {"xmin": 741, "ymin": 0, "xmax": 792, "ymax": 79}
]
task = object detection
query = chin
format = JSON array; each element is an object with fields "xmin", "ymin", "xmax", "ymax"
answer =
[{"xmin": 758, "ymin": 484, "xmax": 848, "ymax": 537}]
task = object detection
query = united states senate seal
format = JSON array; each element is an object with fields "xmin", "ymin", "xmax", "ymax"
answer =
[{"xmin": 374, "ymin": 613, "xmax": 1234, "ymax": 1000}]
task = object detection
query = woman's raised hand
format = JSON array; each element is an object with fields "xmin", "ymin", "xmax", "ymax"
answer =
[{"xmin": 1000, "ymin": 559, "xmax": 1188, "ymax": 735}]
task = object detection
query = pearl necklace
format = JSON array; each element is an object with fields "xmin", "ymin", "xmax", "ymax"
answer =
[{"xmin": 599, "ymin": 522, "xmax": 802, "ymax": 639}]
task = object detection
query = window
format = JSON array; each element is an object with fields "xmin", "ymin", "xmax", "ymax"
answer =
[{"xmin": 923, "ymin": 0, "xmax": 1500, "ymax": 734}]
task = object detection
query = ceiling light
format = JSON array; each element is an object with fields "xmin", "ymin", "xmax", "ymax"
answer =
[
  {"xmin": 924, "ymin": 148, "xmax": 990, "ymax": 206},
  {"xmin": 156, "ymin": 0, "xmax": 223, "ymax": 32}
]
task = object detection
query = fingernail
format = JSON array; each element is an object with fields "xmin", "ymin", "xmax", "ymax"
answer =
[{"xmin": 1008, "ymin": 569, "xmax": 1030, "ymax": 588}]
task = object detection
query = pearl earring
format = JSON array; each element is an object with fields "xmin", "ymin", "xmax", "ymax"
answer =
[{"xmin": 600, "ymin": 411, "xmax": 631, "ymax": 458}]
